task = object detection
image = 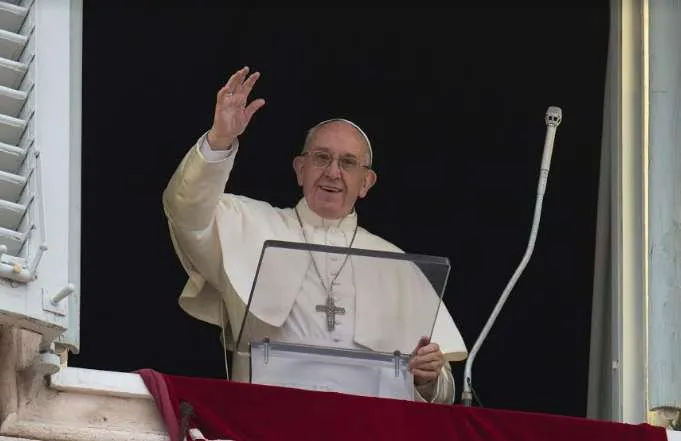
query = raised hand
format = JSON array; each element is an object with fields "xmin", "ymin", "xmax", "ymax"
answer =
[{"xmin": 207, "ymin": 66, "xmax": 266, "ymax": 150}]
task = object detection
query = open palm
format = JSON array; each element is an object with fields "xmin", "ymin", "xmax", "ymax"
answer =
[{"xmin": 208, "ymin": 66, "xmax": 266, "ymax": 149}]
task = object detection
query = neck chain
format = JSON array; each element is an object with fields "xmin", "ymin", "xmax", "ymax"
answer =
[{"xmin": 294, "ymin": 207, "xmax": 359, "ymax": 296}]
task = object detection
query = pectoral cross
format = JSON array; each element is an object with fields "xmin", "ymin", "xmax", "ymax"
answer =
[{"xmin": 316, "ymin": 296, "xmax": 345, "ymax": 332}]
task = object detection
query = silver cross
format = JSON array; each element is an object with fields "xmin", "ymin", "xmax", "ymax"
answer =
[{"xmin": 316, "ymin": 296, "xmax": 345, "ymax": 331}]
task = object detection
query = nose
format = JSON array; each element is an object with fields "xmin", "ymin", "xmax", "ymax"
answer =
[{"xmin": 324, "ymin": 158, "xmax": 342, "ymax": 178}]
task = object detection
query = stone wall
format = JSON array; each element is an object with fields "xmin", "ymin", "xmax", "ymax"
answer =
[{"xmin": 0, "ymin": 325, "xmax": 168, "ymax": 441}]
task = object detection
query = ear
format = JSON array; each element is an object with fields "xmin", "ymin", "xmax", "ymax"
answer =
[
  {"xmin": 358, "ymin": 169, "xmax": 377, "ymax": 198},
  {"xmin": 292, "ymin": 156, "xmax": 305, "ymax": 186}
]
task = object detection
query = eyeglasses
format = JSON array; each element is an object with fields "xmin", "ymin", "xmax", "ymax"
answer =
[{"xmin": 301, "ymin": 150, "xmax": 370, "ymax": 173}]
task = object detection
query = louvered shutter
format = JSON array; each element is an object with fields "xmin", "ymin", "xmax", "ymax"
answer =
[{"xmin": 0, "ymin": 0, "xmax": 81, "ymax": 357}]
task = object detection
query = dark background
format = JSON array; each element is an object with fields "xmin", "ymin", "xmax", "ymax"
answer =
[{"xmin": 73, "ymin": 5, "xmax": 610, "ymax": 417}]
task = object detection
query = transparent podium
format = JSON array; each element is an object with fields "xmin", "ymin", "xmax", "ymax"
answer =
[{"xmin": 235, "ymin": 240, "xmax": 451, "ymax": 401}]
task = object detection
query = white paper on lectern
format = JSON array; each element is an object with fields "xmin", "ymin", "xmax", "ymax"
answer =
[{"xmin": 250, "ymin": 344, "xmax": 414, "ymax": 400}]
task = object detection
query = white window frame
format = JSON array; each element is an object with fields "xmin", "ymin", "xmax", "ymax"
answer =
[
  {"xmin": 0, "ymin": 1, "xmax": 662, "ymax": 435},
  {"xmin": 0, "ymin": 0, "xmax": 81, "ymax": 355}
]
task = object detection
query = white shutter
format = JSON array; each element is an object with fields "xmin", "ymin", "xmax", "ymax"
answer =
[{"xmin": 0, "ymin": 0, "xmax": 81, "ymax": 356}]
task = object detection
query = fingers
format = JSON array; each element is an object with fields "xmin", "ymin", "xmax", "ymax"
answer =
[
  {"xmin": 409, "ymin": 340, "xmax": 444, "ymax": 373},
  {"xmin": 217, "ymin": 66, "xmax": 262, "ymax": 106},
  {"xmin": 416, "ymin": 342, "xmax": 441, "ymax": 356},
  {"xmin": 218, "ymin": 66, "xmax": 250, "ymax": 99},
  {"xmin": 410, "ymin": 358, "xmax": 443, "ymax": 371},
  {"xmin": 244, "ymin": 98, "xmax": 266, "ymax": 125},
  {"xmin": 241, "ymin": 70, "xmax": 260, "ymax": 95},
  {"xmin": 409, "ymin": 358, "xmax": 443, "ymax": 386},
  {"xmin": 409, "ymin": 351, "xmax": 444, "ymax": 370},
  {"xmin": 411, "ymin": 336, "xmax": 431, "ymax": 355},
  {"xmin": 411, "ymin": 368, "xmax": 440, "ymax": 383},
  {"xmin": 412, "ymin": 351, "xmax": 443, "ymax": 364},
  {"xmin": 409, "ymin": 337, "xmax": 444, "ymax": 385}
]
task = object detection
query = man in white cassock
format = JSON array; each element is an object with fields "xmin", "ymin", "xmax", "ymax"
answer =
[{"xmin": 162, "ymin": 66, "xmax": 468, "ymax": 404}]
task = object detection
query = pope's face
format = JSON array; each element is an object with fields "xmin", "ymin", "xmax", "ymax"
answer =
[{"xmin": 293, "ymin": 121, "xmax": 377, "ymax": 219}]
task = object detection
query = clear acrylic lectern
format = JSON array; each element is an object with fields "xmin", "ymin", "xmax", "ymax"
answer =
[{"xmin": 235, "ymin": 240, "xmax": 451, "ymax": 401}]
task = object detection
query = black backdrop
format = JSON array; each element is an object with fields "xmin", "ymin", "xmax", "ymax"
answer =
[{"xmin": 73, "ymin": 5, "xmax": 610, "ymax": 417}]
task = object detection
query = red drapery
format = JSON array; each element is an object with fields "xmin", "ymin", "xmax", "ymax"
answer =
[{"xmin": 138, "ymin": 369, "xmax": 666, "ymax": 441}]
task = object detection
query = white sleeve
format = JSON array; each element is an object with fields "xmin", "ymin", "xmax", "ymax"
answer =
[
  {"xmin": 162, "ymin": 132, "xmax": 239, "ymax": 289},
  {"xmin": 199, "ymin": 134, "xmax": 238, "ymax": 162}
]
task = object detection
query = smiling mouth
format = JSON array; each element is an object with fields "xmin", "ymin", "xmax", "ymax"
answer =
[{"xmin": 319, "ymin": 185, "xmax": 342, "ymax": 193}]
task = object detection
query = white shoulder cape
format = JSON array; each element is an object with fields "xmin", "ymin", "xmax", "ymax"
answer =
[{"xmin": 172, "ymin": 194, "xmax": 468, "ymax": 362}]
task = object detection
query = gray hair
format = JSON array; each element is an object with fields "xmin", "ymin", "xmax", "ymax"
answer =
[{"xmin": 302, "ymin": 118, "xmax": 373, "ymax": 167}]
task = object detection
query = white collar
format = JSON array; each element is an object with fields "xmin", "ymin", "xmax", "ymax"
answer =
[{"xmin": 294, "ymin": 197, "xmax": 358, "ymax": 231}]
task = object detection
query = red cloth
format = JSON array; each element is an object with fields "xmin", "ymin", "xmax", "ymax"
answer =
[{"xmin": 137, "ymin": 369, "xmax": 667, "ymax": 441}]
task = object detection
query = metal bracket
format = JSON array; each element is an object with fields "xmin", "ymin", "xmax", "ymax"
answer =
[
  {"xmin": 393, "ymin": 350, "xmax": 402, "ymax": 378},
  {"xmin": 263, "ymin": 337, "xmax": 270, "ymax": 365},
  {"xmin": 42, "ymin": 283, "xmax": 75, "ymax": 316}
]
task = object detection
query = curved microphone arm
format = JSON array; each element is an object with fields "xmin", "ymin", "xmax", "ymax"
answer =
[{"xmin": 461, "ymin": 106, "xmax": 563, "ymax": 407}]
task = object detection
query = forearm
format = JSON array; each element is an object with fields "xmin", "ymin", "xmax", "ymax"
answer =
[
  {"xmin": 162, "ymin": 131, "xmax": 238, "ymax": 231},
  {"xmin": 162, "ymin": 132, "xmax": 239, "ymax": 288}
]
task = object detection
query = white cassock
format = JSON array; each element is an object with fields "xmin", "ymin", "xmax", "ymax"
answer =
[{"xmin": 162, "ymin": 132, "xmax": 468, "ymax": 404}]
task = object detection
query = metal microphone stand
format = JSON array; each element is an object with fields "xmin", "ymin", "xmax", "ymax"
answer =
[{"xmin": 461, "ymin": 107, "xmax": 563, "ymax": 407}]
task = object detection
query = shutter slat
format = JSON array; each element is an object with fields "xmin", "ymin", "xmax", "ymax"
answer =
[
  {"xmin": 0, "ymin": 197, "xmax": 25, "ymax": 230},
  {"xmin": 0, "ymin": 1, "xmax": 28, "ymax": 34},
  {"xmin": 0, "ymin": 169, "xmax": 25, "ymax": 200},
  {"xmin": 0, "ymin": 2, "xmax": 31, "ymax": 268},
  {"xmin": 0, "ymin": 141, "xmax": 26, "ymax": 173},
  {"xmin": 0, "ymin": 56, "xmax": 26, "ymax": 89},
  {"xmin": 0, "ymin": 224, "xmax": 24, "ymax": 255},
  {"xmin": 0, "ymin": 113, "xmax": 26, "ymax": 145},
  {"xmin": 0, "ymin": 83, "xmax": 26, "ymax": 116},
  {"xmin": 0, "ymin": 1, "xmax": 24, "ymax": 8},
  {"xmin": 0, "ymin": 28, "xmax": 27, "ymax": 61}
]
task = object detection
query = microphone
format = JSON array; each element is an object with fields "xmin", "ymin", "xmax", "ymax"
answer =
[
  {"xmin": 539, "ymin": 107, "xmax": 563, "ymax": 195},
  {"xmin": 461, "ymin": 106, "xmax": 563, "ymax": 407}
]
